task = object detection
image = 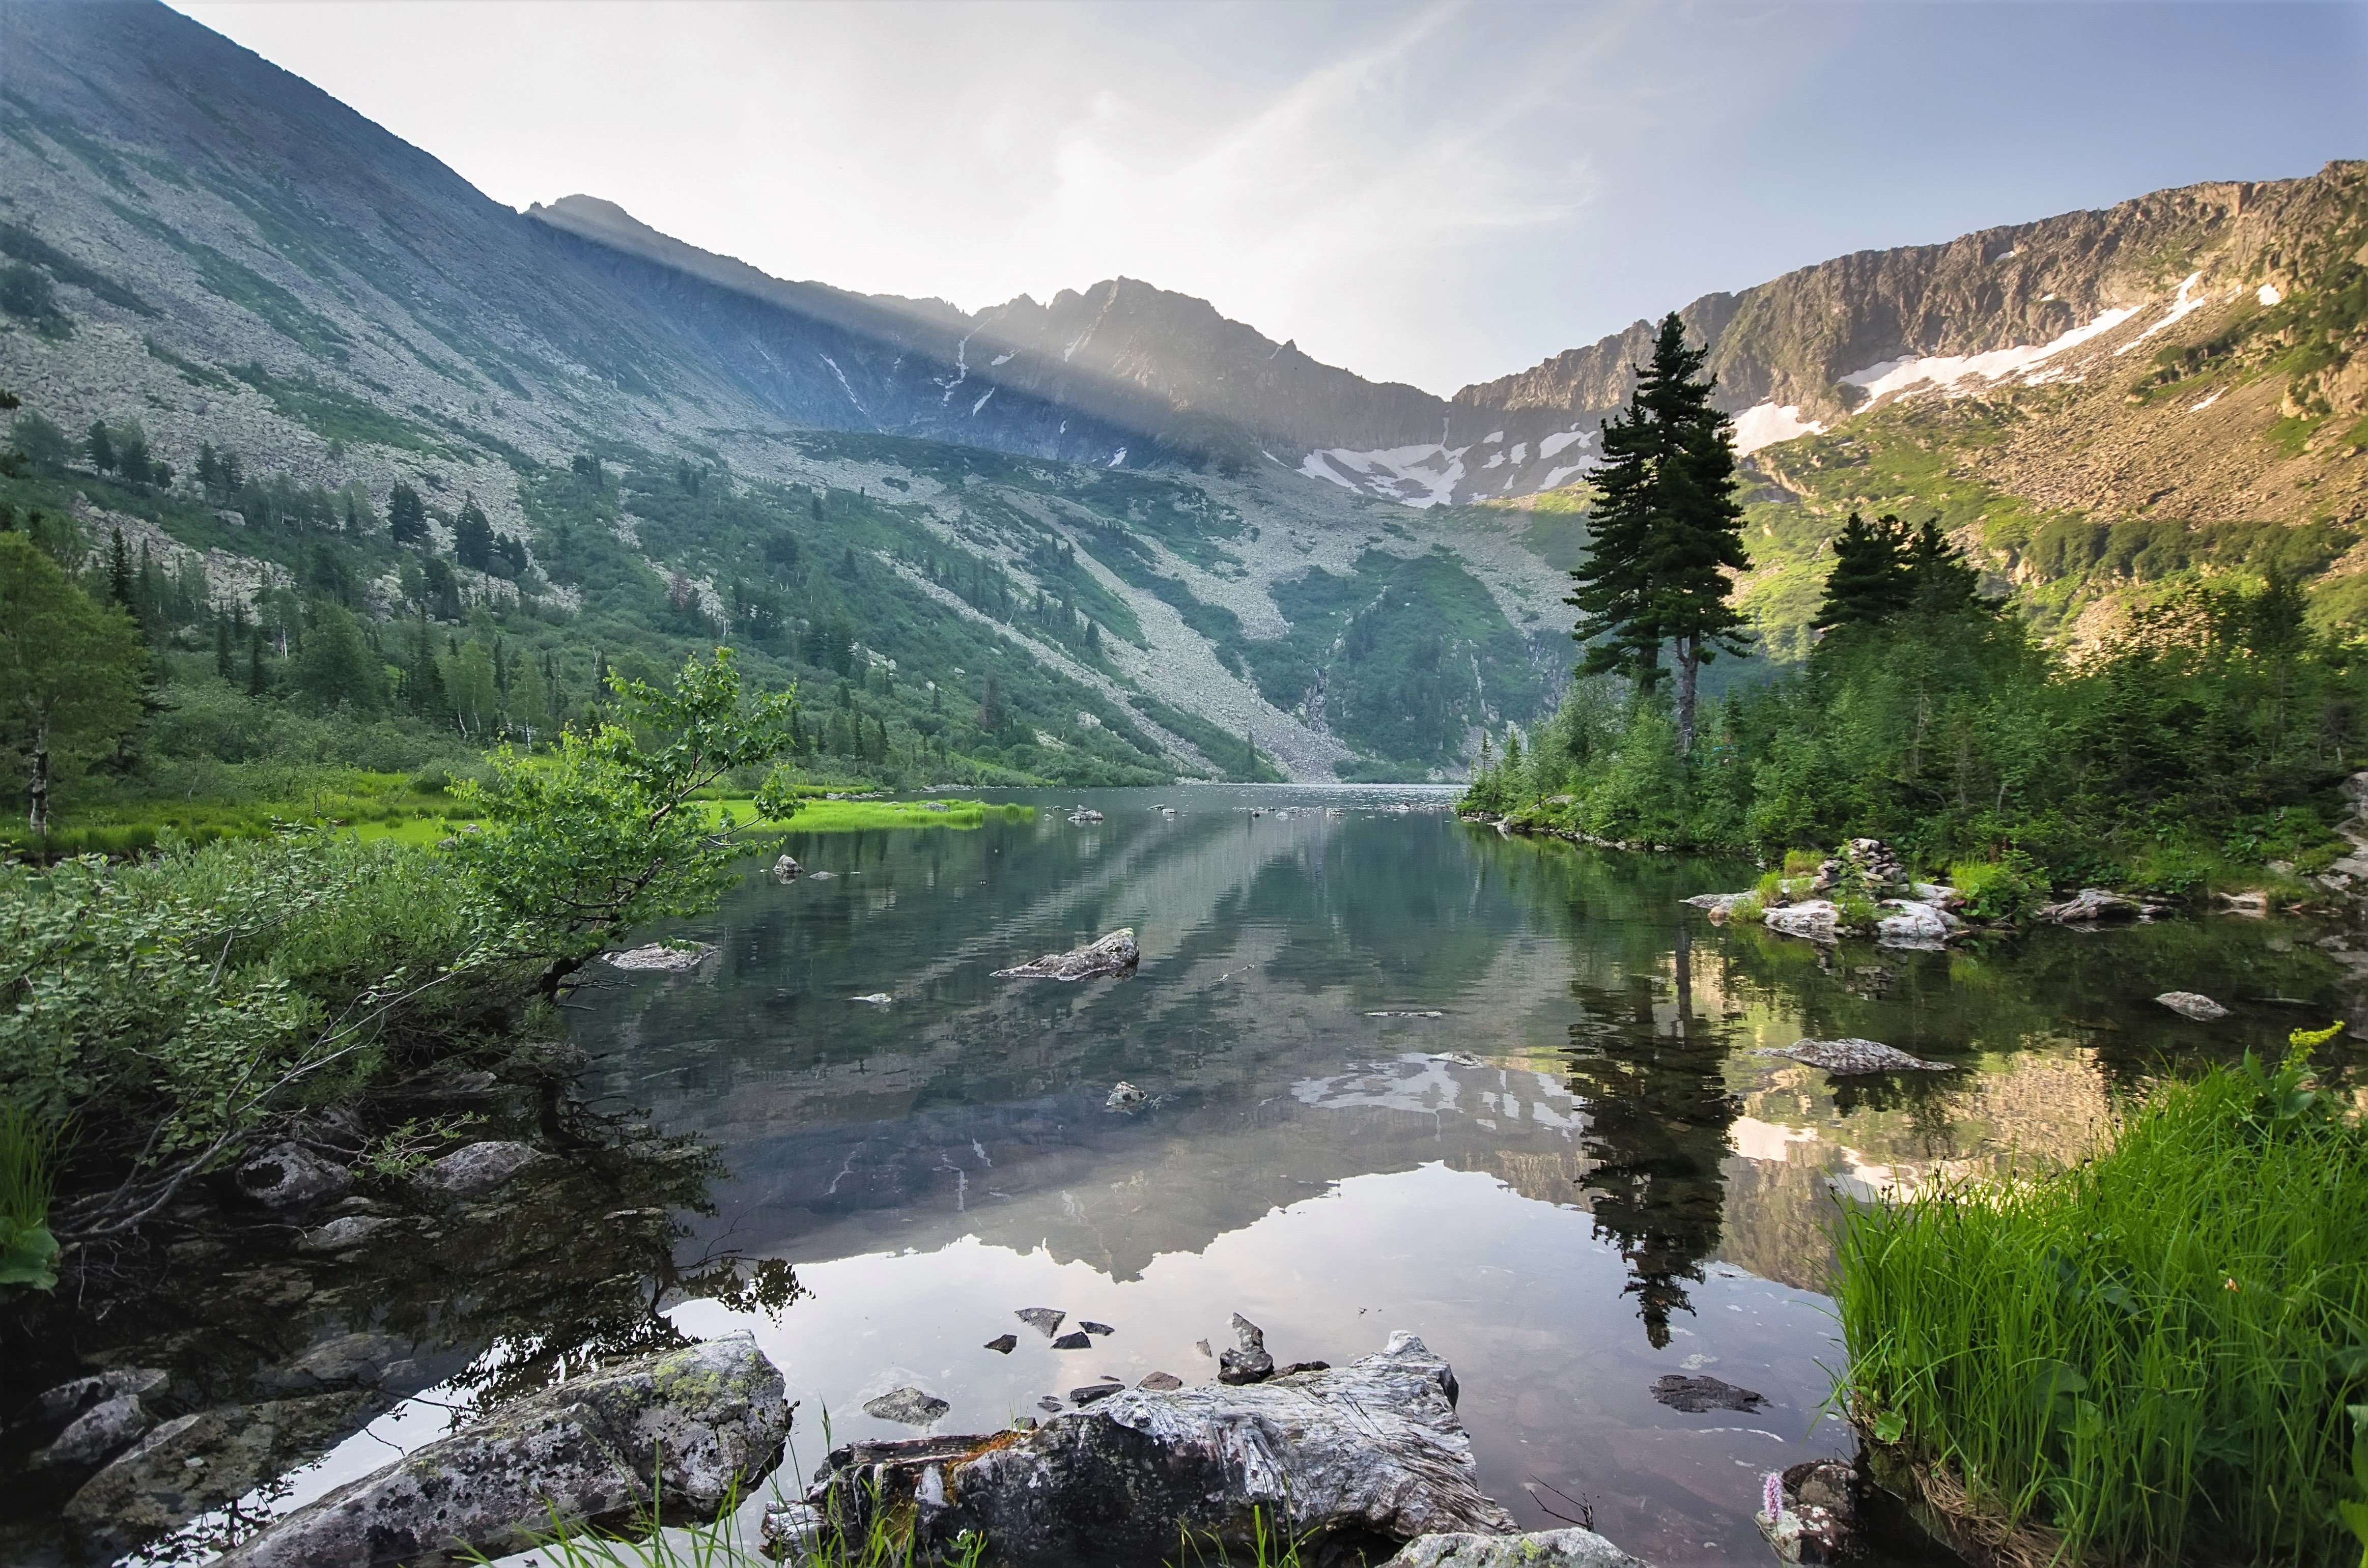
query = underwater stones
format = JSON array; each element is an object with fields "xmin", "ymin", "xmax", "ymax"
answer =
[
  {"xmin": 1015, "ymin": 1308, "xmax": 1064, "ymax": 1337},
  {"xmin": 257, "ymin": 1331, "xmax": 410, "ymax": 1392},
  {"xmin": 992, "ymin": 928, "xmax": 1140, "ymax": 981},
  {"xmin": 864, "ymin": 1388, "xmax": 951, "ymax": 1426},
  {"xmin": 604, "ymin": 942, "xmax": 718, "ymax": 972},
  {"xmin": 298, "ymin": 1214, "xmax": 393, "ymax": 1253},
  {"xmin": 808, "ymin": 1332, "xmax": 1510, "ymax": 1568},
  {"xmin": 2157, "ymin": 991, "xmax": 2231, "ymax": 1020},
  {"xmin": 65, "ymin": 1392, "xmax": 375, "ymax": 1546},
  {"xmin": 1380, "ymin": 1528, "xmax": 1652, "ymax": 1568},
  {"xmin": 210, "ymin": 1333, "xmax": 786, "ymax": 1568},
  {"xmin": 1217, "ymin": 1313, "xmax": 1275, "ymax": 1386},
  {"xmin": 1757, "ymin": 1039, "xmax": 1954, "ymax": 1074},
  {"xmin": 414, "ymin": 1140, "xmax": 543, "ymax": 1199},
  {"xmin": 233, "ymin": 1143, "xmax": 353, "ymax": 1211},
  {"xmin": 1649, "ymin": 1374, "xmax": 1768, "ymax": 1413}
]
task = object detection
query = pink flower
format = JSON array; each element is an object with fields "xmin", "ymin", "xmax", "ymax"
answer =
[{"xmin": 1763, "ymin": 1471, "xmax": 1785, "ymax": 1519}]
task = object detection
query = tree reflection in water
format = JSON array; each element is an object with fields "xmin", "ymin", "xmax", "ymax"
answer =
[{"xmin": 1562, "ymin": 922, "xmax": 1740, "ymax": 1348}]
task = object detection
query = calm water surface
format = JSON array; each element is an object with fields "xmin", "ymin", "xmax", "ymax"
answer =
[{"xmin": 554, "ymin": 784, "xmax": 2355, "ymax": 1565}]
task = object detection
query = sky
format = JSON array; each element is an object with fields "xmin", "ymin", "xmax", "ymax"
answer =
[{"xmin": 176, "ymin": 1, "xmax": 2366, "ymax": 397}]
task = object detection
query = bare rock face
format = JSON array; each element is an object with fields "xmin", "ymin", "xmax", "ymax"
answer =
[
  {"xmin": 805, "ymin": 1332, "xmax": 1511, "ymax": 1567},
  {"xmin": 1381, "ymin": 1528, "xmax": 1653, "ymax": 1568},
  {"xmin": 210, "ymin": 1333, "xmax": 786, "ymax": 1568},
  {"xmin": 992, "ymin": 928, "xmax": 1140, "ymax": 981},
  {"xmin": 1757, "ymin": 1040, "xmax": 1954, "ymax": 1074}
]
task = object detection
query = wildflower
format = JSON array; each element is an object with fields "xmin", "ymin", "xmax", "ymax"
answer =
[
  {"xmin": 1763, "ymin": 1471, "xmax": 1785, "ymax": 1520},
  {"xmin": 2223, "ymin": 1276, "xmax": 2240, "ymax": 1292}
]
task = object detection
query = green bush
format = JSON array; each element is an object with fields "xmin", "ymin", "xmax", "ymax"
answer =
[
  {"xmin": 1726, "ymin": 892, "xmax": 1765, "ymax": 925},
  {"xmin": 1835, "ymin": 1037, "xmax": 2368, "ymax": 1563},
  {"xmin": 1949, "ymin": 855, "xmax": 2046, "ymax": 922}
]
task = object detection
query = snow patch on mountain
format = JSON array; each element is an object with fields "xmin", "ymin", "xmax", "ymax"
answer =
[
  {"xmin": 1299, "ymin": 443, "xmax": 1468, "ymax": 508},
  {"xmin": 1731, "ymin": 403, "xmax": 1825, "ymax": 454},
  {"xmin": 2116, "ymin": 272, "xmax": 2208, "ymax": 355},
  {"xmin": 1842, "ymin": 305, "xmax": 2141, "ymax": 405},
  {"xmin": 1538, "ymin": 428, "xmax": 1589, "ymax": 460}
]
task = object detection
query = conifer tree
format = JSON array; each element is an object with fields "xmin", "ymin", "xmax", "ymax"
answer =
[
  {"xmin": 1812, "ymin": 512, "xmax": 1910, "ymax": 633},
  {"xmin": 215, "ymin": 613, "xmax": 235, "ymax": 681},
  {"xmin": 107, "ymin": 527, "xmax": 133, "ymax": 607},
  {"xmin": 388, "ymin": 481, "xmax": 427, "ymax": 545},
  {"xmin": 1566, "ymin": 312, "xmax": 1750, "ymax": 755},
  {"xmin": 1903, "ymin": 518, "xmax": 1982, "ymax": 616}
]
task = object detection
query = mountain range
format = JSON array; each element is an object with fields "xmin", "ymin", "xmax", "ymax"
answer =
[{"xmin": 2, "ymin": 0, "xmax": 2363, "ymax": 779}]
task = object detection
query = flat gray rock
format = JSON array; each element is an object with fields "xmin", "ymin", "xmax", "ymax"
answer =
[
  {"xmin": 210, "ymin": 1334, "xmax": 785, "ymax": 1568},
  {"xmin": 1016, "ymin": 1307, "xmax": 1064, "ymax": 1338},
  {"xmin": 604, "ymin": 941, "xmax": 718, "ymax": 972},
  {"xmin": 984, "ymin": 1334, "xmax": 1018, "ymax": 1355},
  {"xmin": 1756, "ymin": 1039, "xmax": 1953, "ymax": 1074},
  {"xmin": 1051, "ymin": 1330, "xmax": 1092, "ymax": 1350},
  {"xmin": 1136, "ymin": 1372, "xmax": 1183, "ymax": 1391},
  {"xmin": 35, "ymin": 1393, "xmax": 151, "ymax": 1470},
  {"xmin": 2157, "ymin": 990, "xmax": 2230, "ymax": 1020},
  {"xmin": 1068, "ymin": 1382, "xmax": 1124, "ymax": 1406},
  {"xmin": 414, "ymin": 1140, "xmax": 542, "ymax": 1199},
  {"xmin": 864, "ymin": 1387, "xmax": 950, "ymax": 1426},
  {"xmin": 1382, "ymin": 1528, "xmax": 1653, "ymax": 1568},
  {"xmin": 993, "ymin": 928, "xmax": 1139, "ymax": 981},
  {"xmin": 1650, "ymin": 1374, "xmax": 1768, "ymax": 1413}
]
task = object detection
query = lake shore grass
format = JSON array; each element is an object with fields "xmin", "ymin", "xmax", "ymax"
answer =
[{"xmin": 1833, "ymin": 1031, "xmax": 2368, "ymax": 1565}]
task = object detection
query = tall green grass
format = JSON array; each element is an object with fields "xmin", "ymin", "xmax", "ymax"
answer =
[
  {"xmin": 1835, "ymin": 1032, "xmax": 2368, "ymax": 1563},
  {"xmin": 0, "ymin": 1102, "xmax": 61, "ymax": 1290}
]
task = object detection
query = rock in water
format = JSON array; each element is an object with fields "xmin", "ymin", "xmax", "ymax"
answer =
[
  {"xmin": 413, "ymin": 1141, "xmax": 542, "ymax": 1200},
  {"xmin": 1105, "ymin": 1082, "xmax": 1146, "ymax": 1110},
  {"xmin": 1078, "ymin": 1321, "xmax": 1114, "ymax": 1336},
  {"xmin": 1051, "ymin": 1331, "xmax": 1093, "ymax": 1350},
  {"xmin": 807, "ymin": 1333, "xmax": 1512, "ymax": 1568},
  {"xmin": 1649, "ymin": 1374, "xmax": 1769, "ymax": 1413},
  {"xmin": 1756, "ymin": 1039, "xmax": 1954, "ymax": 1074},
  {"xmin": 1763, "ymin": 900, "xmax": 1842, "ymax": 942},
  {"xmin": 1217, "ymin": 1313, "xmax": 1275, "ymax": 1385},
  {"xmin": 2157, "ymin": 991, "xmax": 2231, "ymax": 1020},
  {"xmin": 984, "ymin": 1335, "xmax": 1019, "ymax": 1355},
  {"xmin": 1757, "ymin": 1459, "xmax": 1858, "ymax": 1565},
  {"xmin": 1875, "ymin": 899, "xmax": 1953, "ymax": 949},
  {"xmin": 1136, "ymin": 1372, "xmax": 1183, "ymax": 1391},
  {"xmin": 2038, "ymin": 888, "xmax": 2161, "ymax": 924},
  {"xmin": 1016, "ymin": 1308, "xmax": 1065, "ymax": 1338},
  {"xmin": 993, "ymin": 928, "xmax": 1140, "ymax": 981},
  {"xmin": 865, "ymin": 1387, "xmax": 951, "ymax": 1426},
  {"xmin": 1068, "ymin": 1382, "xmax": 1124, "ymax": 1407},
  {"xmin": 210, "ymin": 1334, "xmax": 786, "ymax": 1568},
  {"xmin": 1381, "ymin": 1529, "xmax": 1652, "ymax": 1568},
  {"xmin": 604, "ymin": 942, "xmax": 718, "ymax": 972},
  {"xmin": 773, "ymin": 854, "xmax": 801, "ymax": 880}
]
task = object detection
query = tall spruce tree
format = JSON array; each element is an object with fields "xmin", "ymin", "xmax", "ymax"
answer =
[
  {"xmin": 1565, "ymin": 312, "xmax": 1750, "ymax": 755},
  {"xmin": 1812, "ymin": 512, "xmax": 1911, "ymax": 633}
]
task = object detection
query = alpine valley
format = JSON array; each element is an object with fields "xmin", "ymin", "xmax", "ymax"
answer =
[{"xmin": 4, "ymin": 0, "xmax": 2365, "ymax": 782}]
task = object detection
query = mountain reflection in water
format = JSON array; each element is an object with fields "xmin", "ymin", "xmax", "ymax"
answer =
[{"xmin": 568, "ymin": 785, "xmax": 2354, "ymax": 1563}]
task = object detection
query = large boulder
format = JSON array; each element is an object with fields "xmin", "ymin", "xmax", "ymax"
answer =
[
  {"xmin": 211, "ymin": 1333, "xmax": 787, "ymax": 1567},
  {"xmin": 1874, "ymin": 899, "xmax": 1954, "ymax": 949},
  {"xmin": 1381, "ymin": 1529, "xmax": 1651, "ymax": 1568},
  {"xmin": 1763, "ymin": 900, "xmax": 1842, "ymax": 942},
  {"xmin": 233, "ymin": 1143, "xmax": 354, "ymax": 1210},
  {"xmin": 413, "ymin": 1140, "xmax": 543, "ymax": 1200},
  {"xmin": 804, "ymin": 1332, "xmax": 1511, "ymax": 1567},
  {"xmin": 991, "ymin": 928, "xmax": 1140, "ymax": 981}
]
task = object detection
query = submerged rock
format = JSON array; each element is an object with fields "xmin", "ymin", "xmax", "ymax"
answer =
[
  {"xmin": 807, "ymin": 1332, "xmax": 1511, "ymax": 1567},
  {"xmin": 1757, "ymin": 1039, "xmax": 1954, "ymax": 1074},
  {"xmin": 1216, "ymin": 1313, "xmax": 1275, "ymax": 1386},
  {"xmin": 65, "ymin": 1392, "xmax": 375, "ymax": 1547},
  {"xmin": 604, "ymin": 942, "xmax": 718, "ymax": 972},
  {"xmin": 2157, "ymin": 990, "xmax": 2231, "ymax": 1021},
  {"xmin": 1381, "ymin": 1529, "xmax": 1651, "ymax": 1568},
  {"xmin": 1649, "ymin": 1374, "xmax": 1768, "ymax": 1413},
  {"xmin": 864, "ymin": 1387, "xmax": 951, "ymax": 1426},
  {"xmin": 414, "ymin": 1141, "xmax": 542, "ymax": 1200},
  {"xmin": 210, "ymin": 1333, "xmax": 786, "ymax": 1568},
  {"xmin": 774, "ymin": 854, "xmax": 802, "ymax": 880},
  {"xmin": 993, "ymin": 928, "xmax": 1140, "ymax": 982},
  {"xmin": 1105, "ymin": 1081, "xmax": 1147, "ymax": 1110}
]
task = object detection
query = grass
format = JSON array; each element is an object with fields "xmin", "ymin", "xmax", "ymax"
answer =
[
  {"xmin": 1834, "ymin": 1029, "xmax": 2368, "ymax": 1565},
  {"xmin": 0, "ymin": 1103, "xmax": 61, "ymax": 1290}
]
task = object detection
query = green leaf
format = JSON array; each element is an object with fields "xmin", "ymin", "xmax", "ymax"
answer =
[
  {"xmin": 1871, "ymin": 1409, "xmax": 1907, "ymax": 1445},
  {"xmin": 0, "ymin": 1221, "xmax": 59, "ymax": 1291}
]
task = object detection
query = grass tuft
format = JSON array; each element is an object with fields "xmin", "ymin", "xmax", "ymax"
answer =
[{"xmin": 1835, "ymin": 1032, "xmax": 2368, "ymax": 1563}]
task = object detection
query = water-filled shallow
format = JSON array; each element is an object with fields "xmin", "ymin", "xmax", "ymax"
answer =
[{"xmin": 564, "ymin": 784, "xmax": 2353, "ymax": 1563}]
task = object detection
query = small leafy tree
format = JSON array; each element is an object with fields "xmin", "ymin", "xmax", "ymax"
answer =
[
  {"xmin": 448, "ymin": 648, "xmax": 803, "ymax": 996},
  {"xmin": 0, "ymin": 534, "xmax": 147, "ymax": 833}
]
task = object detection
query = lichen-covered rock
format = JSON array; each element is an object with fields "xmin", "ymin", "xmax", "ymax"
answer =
[
  {"xmin": 1380, "ymin": 1528, "xmax": 1652, "ymax": 1568},
  {"xmin": 8, "ymin": 1367, "xmax": 167, "ymax": 1449},
  {"xmin": 1874, "ymin": 900, "xmax": 1954, "ymax": 949},
  {"xmin": 414, "ymin": 1141, "xmax": 543, "ymax": 1199},
  {"xmin": 992, "ymin": 928, "xmax": 1140, "ymax": 981},
  {"xmin": 1757, "ymin": 1040, "xmax": 1954, "ymax": 1074},
  {"xmin": 604, "ymin": 942, "xmax": 719, "ymax": 972},
  {"xmin": 233, "ymin": 1143, "xmax": 353, "ymax": 1210},
  {"xmin": 1216, "ymin": 1311, "xmax": 1275, "ymax": 1385},
  {"xmin": 65, "ymin": 1392, "xmax": 374, "ymax": 1546},
  {"xmin": 807, "ymin": 1331, "xmax": 1511, "ymax": 1567},
  {"xmin": 1764, "ymin": 900, "xmax": 1842, "ymax": 941},
  {"xmin": 210, "ymin": 1333, "xmax": 786, "ymax": 1567},
  {"xmin": 2037, "ymin": 888, "xmax": 2162, "ymax": 924},
  {"xmin": 35, "ymin": 1393, "xmax": 153, "ymax": 1470},
  {"xmin": 2157, "ymin": 990, "xmax": 2231, "ymax": 1021}
]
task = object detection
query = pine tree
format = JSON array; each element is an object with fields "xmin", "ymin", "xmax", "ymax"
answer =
[
  {"xmin": 1903, "ymin": 519, "xmax": 1982, "ymax": 616},
  {"xmin": 388, "ymin": 481, "xmax": 427, "ymax": 545},
  {"xmin": 215, "ymin": 613, "xmax": 235, "ymax": 681},
  {"xmin": 107, "ymin": 528, "xmax": 132, "ymax": 606},
  {"xmin": 1565, "ymin": 312, "xmax": 1750, "ymax": 754},
  {"xmin": 1812, "ymin": 512, "xmax": 1911, "ymax": 634},
  {"xmin": 247, "ymin": 628, "xmax": 268, "ymax": 697}
]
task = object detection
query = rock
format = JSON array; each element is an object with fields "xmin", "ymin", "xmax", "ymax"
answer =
[
  {"xmin": 809, "ymin": 870, "xmax": 836, "ymax": 880},
  {"xmin": 1016, "ymin": 1308, "xmax": 1065, "ymax": 1338},
  {"xmin": 993, "ymin": 928, "xmax": 1140, "ymax": 982},
  {"xmin": 65, "ymin": 1393, "xmax": 374, "ymax": 1544},
  {"xmin": 9, "ymin": 1367, "xmax": 168, "ymax": 1447},
  {"xmin": 1430, "ymin": 1052, "xmax": 1484, "ymax": 1068},
  {"xmin": 763, "ymin": 1499, "xmax": 826, "ymax": 1560},
  {"xmin": 2036, "ymin": 888, "xmax": 2161, "ymax": 924},
  {"xmin": 1812, "ymin": 839, "xmax": 1905, "ymax": 896},
  {"xmin": 258, "ymin": 1332, "xmax": 409, "ymax": 1392},
  {"xmin": 1068, "ymin": 1382, "xmax": 1124, "ymax": 1407},
  {"xmin": 1649, "ymin": 1374, "xmax": 1768, "ymax": 1413},
  {"xmin": 2157, "ymin": 991, "xmax": 2231, "ymax": 1021},
  {"xmin": 865, "ymin": 1387, "xmax": 951, "ymax": 1426},
  {"xmin": 1217, "ymin": 1313, "xmax": 1276, "ymax": 1386},
  {"xmin": 807, "ymin": 1332, "xmax": 1511, "ymax": 1568},
  {"xmin": 210, "ymin": 1334, "xmax": 785, "ymax": 1568},
  {"xmin": 414, "ymin": 1140, "xmax": 543, "ymax": 1199},
  {"xmin": 1757, "ymin": 1459, "xmax": 1858, "ymax": 1564},
  {"xmin": 1136, "ymin": 1372, "xmax": 1183, "ymax": 1391},
  {"xmin": 1875, "ymin": 900, "xmax": 1954, "ymax": 949},
  {"xmin": 1078, "ymin": 1321, "xmax": 1114, "ymax": 1336},
  {"xmin": 1105, "ymin": 1081, "xmax": 1147, "ymax": 1109},
  {"xmin": 35, "ymin": 1393, "xmax": 154, "ymax": 1470},
  {"xmin": 232, "ymin": 1142, "xmax": 354, "ymax": 1211},
  {"xmin": 984, "ymin": 1334, "xmax": 1019, "ymax": 1355},
  {"xmin": 2216, "ymin": 890, "xmax": 2271, "ymax": 915},
  {"xmin": 1052, "ymin": 1331, "xmax": 1093, "ymax": 1350},
  {"xmin": 1756, "ymin": 1039, "xmax": 1954, "ymax": 1074},
  {"xmin": 1763, "ymin": 900, "xmax": 1843, "ymax": 942},
  {"xmin": 773, "ymin": 854, "xmax": 802, "ymax": 880},
  {"xmin": 1681, "ymin": 891, "xmax": 1745, "ymax": 914},
  {"xmin": 1380, "ymin": 1528, "xmax": 1652, "ymax": 1568},
  {"xmin": 850, "ymin": 992, "xmax": 893, "ymax": 1006},
  {"xmin": 1068, "ymin": 809, "xmax": 1105, "ymax": 824},
  {"xmin": 1037, "ymin": 1397, "xmax": 1065, "ymax": 1414},
  {"xmin": 1909, "ymin": 881, "xmax": 1962, "ymax": 907},
  {"xmin": 298, "ymin": 1214, "xmax": 394, "ymax": 1254},
  {"xmin": 604, "ymin": 941, "xmax": 718, "ymax": 972}
]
